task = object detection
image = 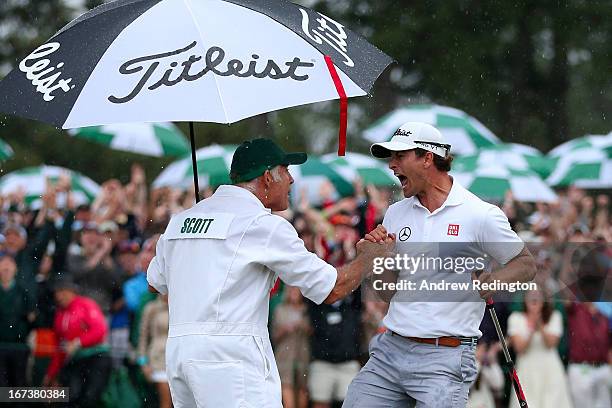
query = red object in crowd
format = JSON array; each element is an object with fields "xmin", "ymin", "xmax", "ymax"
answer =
[
  {"xmin": 318, "ymin": 234, "xmax": 332, "ymax": 262},
  {"xmin": 270, "ymin": 277, "xmax": 281, "ymax": 297},
  {"xmin": 365, "ymin": 202, "xmax": 377, "ymax": 234},
  {"xmin": 567, "ymin": 302, "xmax": 610, "ymax": 364},
  {"xmin": 46, "ymin": 296, "xmax": 108, "ymax": 379},
  {"xmin": 32, "ymin": 328, "xmax": 58, "ymax": 358},
  {"xmin": 329, "ymin": 214, "xmax": 353, "ymax": 226},
  {"xmin": 321, "ymin": 199, "xmax": 336, "ymax": 210}
]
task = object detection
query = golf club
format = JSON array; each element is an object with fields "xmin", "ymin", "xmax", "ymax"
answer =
[{"xmin": 486, "ymin": 297, "xmax": 529, "ymax": 407}]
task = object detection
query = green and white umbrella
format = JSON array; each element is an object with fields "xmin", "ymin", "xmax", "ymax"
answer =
[
  {"xmin": 364, "ymin": 104, "xmax": 500, "ymax": 155},
  {"xmin": 457, "ymin": 144, "xmax": 553, "ymax": 178},
  {"xmin": 153, "ymin": 144, "xmax": 237, "ymax": 189},
  {"xmin": 0, "ymin": 165, "xmax": 100, "ymax": 208},
  {"xmin": 548, "ymin": 133, "xmax": 612, "ymax": 158},
  {"xmin": 68, "ymin": 122, "xmax": 190, "ymax": 157},
  {"xmin": 0, "ymin": 139, "xmax": 14, "ymax": 161},
  {"xmin": 289, "ymin": 156, "xmax": 354, "ymax": 206},
  {"xmin": 321, "ymin": 152, "xmax": 399, "ymax": 187},
  {"xmin": 546, "ymin": 146, "xmax": 612, "ymax": 188},
  {"xmin": 452, "ymin": 161, "xmax": 557, "ymax": 203}
]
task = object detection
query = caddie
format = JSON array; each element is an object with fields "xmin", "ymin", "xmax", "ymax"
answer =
[
  {"xmin": 343, "ymin": 122, "xmax": 537, "ymax": 407},
  {"xmin": 147, "ymin": 138, "xmax": 394, "ymax": 408}
]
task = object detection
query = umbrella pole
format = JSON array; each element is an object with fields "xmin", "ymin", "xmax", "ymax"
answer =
[{"xmin": 189, "ymin": 122, "xmax": 201, "ymax": 203}]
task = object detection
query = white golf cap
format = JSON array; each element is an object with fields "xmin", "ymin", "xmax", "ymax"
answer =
[{"xmin": 370, "ymin": 122, "xmax": 451, "ymax": 158}]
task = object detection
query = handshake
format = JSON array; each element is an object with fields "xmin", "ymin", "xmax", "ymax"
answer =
[
  {"xmin": 356, "ymin": 224, "xmax": 396, "ymax": 259},
  {"xmin": 323, "ymin": 224, "xmax": 396, "ymax": 304}
]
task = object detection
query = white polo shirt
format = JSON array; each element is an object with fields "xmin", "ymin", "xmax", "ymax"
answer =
[
  {"xmin": 147, "ymin": 185, "xmax": 337, "ymax": 338},
  {"xmin": 382, "ymin": 179, "xmax": 524, "ymax": 338}
]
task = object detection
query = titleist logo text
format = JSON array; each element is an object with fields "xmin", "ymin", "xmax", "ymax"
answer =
[
  {"xmin": 19, "ymin": 42, "xmax": 75, "ymax": 102},
  {"xmin": 108, "ymin": 41, "xmax": 315, "ymax": 104}
]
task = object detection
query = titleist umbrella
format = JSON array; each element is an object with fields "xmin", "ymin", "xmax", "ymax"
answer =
[{"xmin": 0, "ymin": 0, "xmax": 393, "ymax": 199}]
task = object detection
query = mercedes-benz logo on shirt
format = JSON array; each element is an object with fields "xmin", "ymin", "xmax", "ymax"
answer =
[{"xmin": 398, "ymin": 226, "xmax": 412, "ymax": 241}]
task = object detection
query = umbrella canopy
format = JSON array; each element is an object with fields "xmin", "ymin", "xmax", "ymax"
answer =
[
  {"xmin": 321, "ymin": 152, "xmax": 398, "ymax": 186},
  {"xmin": 0, "ymin": 139, "xmax": 14, "ymax": 161},
  {"xmin": 456, "ymin": 143, "xmax": 553, "ymax": 178},
  {"xmin": 452, "ymin": 162, "xmax": 557, "ymax": 203},
  {"xmin": 68, "ymin": 122, "xmax": 190, "ymax": 157},
  {"xmin": 289, "ymin": 156, "xmax": 354, "ymax": 206},
  {"xmin": 0, "ymin": 0, "xmax": 393, "ymax": 200},
  {"xmin": 0, "ymin": 165, "xmax": 100, "ymax": 208},
  {"xmin": 153, "ymin": 144, "xmax": 236, "ymax": 189},
  {"xmin": 363, "ymin": 104, "xmax": 500, "ymax": 155},
  {"xmin": 546, "ymin": 146, "xmax": 612, "ymax": 188},
  {"xmin": 0, "ymin": 0, "xmax": 392, "ymax": 129},
  {"xmin": 547, "ymin": 133, "xmax": 612, "ymax": 158}
]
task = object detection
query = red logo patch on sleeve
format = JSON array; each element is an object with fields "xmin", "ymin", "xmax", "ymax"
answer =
[{"xmin": 447, "ymin": 224, "xmax": 460, "ymax": 236}]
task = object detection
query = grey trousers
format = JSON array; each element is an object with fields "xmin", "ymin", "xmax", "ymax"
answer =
[{"xmin": 343, "ymin": 331, "xmax": 478, "ymax": 408}]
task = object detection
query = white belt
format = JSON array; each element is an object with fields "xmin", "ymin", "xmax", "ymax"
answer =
[{"xmin": 168, "ymin": 322, "xmax": 269, "ymax": 338}]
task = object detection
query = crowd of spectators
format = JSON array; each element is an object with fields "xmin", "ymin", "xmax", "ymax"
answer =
[{"xmin": 0, "ymin": 163, "xmax": 609, "ymax": 408}]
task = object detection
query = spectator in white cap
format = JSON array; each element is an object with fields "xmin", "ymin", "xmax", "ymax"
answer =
[{"xmin": 343, "ymin": 122, "xmax": 536, "ymax": 408}]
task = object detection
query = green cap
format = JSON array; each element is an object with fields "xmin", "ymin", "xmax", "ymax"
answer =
[{"xmin": 230, "ymin": 138, "xmax": 307, "ymax": 184}]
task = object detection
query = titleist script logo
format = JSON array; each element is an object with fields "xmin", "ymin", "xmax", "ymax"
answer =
[
  {"xmin": 19, "ymin": 42, "xmax": 75, "ymax": 102},
  {"xmin": 394, "ymin": 129, "xmax": 413, "ymax": 137},
  {"xmin": 300, "ymin": 9, "xmax": 354, "ymax": 67},
  {"xmin": 108, "ymin": 41, "xmax": 315, "ymax": 104}
]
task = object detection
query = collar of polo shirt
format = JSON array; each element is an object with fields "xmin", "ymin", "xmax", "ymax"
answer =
[{"xmin": 412, "ymin": 177, "xmax": 465, "ymax": 210}]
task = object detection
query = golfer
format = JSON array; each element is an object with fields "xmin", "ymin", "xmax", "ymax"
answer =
[
  {"xmin": 343, "ymin": 122, "xmax": 537, "ymax": 407},
  {"xmin": 147, "ymin": 138, "xmax": 394, "ymax": 408}
]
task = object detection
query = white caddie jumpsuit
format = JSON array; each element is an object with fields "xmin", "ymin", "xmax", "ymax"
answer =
[{"xmin": 147, "ymin": 185, "xmax": 337, "ymax": 408}]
